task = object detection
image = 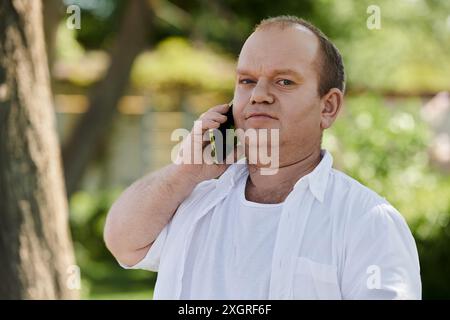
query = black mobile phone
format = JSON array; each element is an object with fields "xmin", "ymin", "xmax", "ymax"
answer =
[{"xmin": 209, "ymin": 102, "xmax": 237, "ymax": 163}]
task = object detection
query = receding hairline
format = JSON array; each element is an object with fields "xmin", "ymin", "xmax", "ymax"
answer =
[
  {"xmin": 249, "ymin": 20, "xmax": 323, "ymax": 77},
  {"xmin": 255, "ymin": 20, "xmax": 317, "ymax": 38}
]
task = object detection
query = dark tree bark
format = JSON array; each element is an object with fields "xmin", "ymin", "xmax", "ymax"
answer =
[
  {"xmin": 0, "ymin": 0, "xmax": 78, "ymax": 299},
  {"xmin": 62, "ymin": 0, "xmax": 153, "ymax": 197}
]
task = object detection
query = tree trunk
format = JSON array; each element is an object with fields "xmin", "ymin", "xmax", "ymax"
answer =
[
  {"xmin": 0, "ymin": 0, "xmax": 78, "ymax": 299},
  {"xmin": 62, "ymin": 0, "xmax": 152, "ymax": 197}
]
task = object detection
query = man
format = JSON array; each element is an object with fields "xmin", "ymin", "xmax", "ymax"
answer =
[{"xmin": 104, "ymin": 15, "xmax": 421, "ymax": 299}]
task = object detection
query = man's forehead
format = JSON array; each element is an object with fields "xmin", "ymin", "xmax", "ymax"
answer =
[{"xmin": 237, "ymin": 26, "xmax": 320, "ymax": 72}]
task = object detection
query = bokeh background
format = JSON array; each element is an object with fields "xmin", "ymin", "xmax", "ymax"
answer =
[{"xmin": 1, "ymin": 0, "xmax": 449, "ymax": 299}]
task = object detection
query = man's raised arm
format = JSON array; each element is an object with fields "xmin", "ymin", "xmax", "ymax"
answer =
[{"xmin": 103, "ymin": 103, "xmax": 233, "ymax": 267}]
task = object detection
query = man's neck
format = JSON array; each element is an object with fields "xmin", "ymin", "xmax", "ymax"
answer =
[{"xmin": 245, "ymin": 148, "xmax": 323, "ymax": 204}]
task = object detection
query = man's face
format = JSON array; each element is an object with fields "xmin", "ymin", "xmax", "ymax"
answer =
[{"xmin": 233, "ymin": 25, "xmax": 323, "ymax": 164}]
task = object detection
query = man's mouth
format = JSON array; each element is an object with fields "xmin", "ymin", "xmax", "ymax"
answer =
[{"xmin": 245, "ymin": 112, "xmax": 278, "ymax": 120}]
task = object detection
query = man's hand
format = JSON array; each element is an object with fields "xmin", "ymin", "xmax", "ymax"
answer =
[{"xmin": 175, "ymin": 103, "xmax": 242, "ymax": 184}]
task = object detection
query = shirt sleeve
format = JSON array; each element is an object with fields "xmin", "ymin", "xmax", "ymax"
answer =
[
  {"xmin": 341, "ymin": 203, "xmax": 422, "ymax": 299},
  {"xmin": 118, "ymin": 222, "xmax": 169, "ymax": 272}
]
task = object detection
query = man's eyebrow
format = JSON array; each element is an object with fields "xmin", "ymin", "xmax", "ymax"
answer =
[{"xmin": 236, "ymin": 68, "xmax": 304, "ymax": 80}]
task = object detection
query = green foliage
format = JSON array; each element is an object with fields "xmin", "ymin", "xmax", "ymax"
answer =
[
  {"xmin": 131, "ymin": 37, "xmax": 236, "ymax": 93},
  {"xmin": 69, "ymin": 189, "xmax": 156, "ymax": 299},
  {"xmin": 64, "ymin": 0, "xmax": 125, "ymax": 49},
  {"xmin": 314, "ymin": 0, "xmax": 450, "ymax": 93},
  {"xmin": 325, "ymin": 94, "xmax": 432, "ymax": 205},
  {"xmin": 59, "ymin": 0, "xmax": 449, "ymax": 95}
]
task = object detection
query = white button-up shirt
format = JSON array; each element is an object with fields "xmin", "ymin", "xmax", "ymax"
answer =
[{"xmin": 121, "ymin": 149, "xmax": 421, "ymax": 299}]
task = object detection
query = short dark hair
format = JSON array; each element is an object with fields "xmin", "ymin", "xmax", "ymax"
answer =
[{"xmin": 255, "ymin": 15, "xmax": 345, "ymax": 97}]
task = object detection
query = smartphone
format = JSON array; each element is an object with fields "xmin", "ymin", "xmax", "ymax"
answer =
[{"xmin": 209, "ymin": 102, "xmax": 237, "ymax": 163}]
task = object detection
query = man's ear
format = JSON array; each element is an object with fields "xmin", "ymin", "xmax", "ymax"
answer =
[{"xmin": 319, "ymin": 88, "xmax": 344, "ymax": 130}]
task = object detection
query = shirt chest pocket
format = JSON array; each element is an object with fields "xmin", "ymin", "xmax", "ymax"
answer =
[{"xmin": 292, "ymin": 257, "xmax": 342, "ymax": 300}]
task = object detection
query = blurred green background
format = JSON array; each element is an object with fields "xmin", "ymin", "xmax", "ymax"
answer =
[{"xmin": 47, "ymin": 0, "xmax": 450, "ymax": 299}]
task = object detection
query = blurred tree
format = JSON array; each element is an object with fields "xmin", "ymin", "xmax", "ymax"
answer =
[
  {"xmin": 43, "ymin": 0, "xmax": 65, "ymax": 69},
  {"xmin": 0, "ymin": 0, "xmax": 78, "ymax": 299},
  {"xmin": 62, "ymin": 0, "xmax": 153, "ymax": 196}
]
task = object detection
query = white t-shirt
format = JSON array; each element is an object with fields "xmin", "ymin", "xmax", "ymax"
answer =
[{"xmin": 180, "ymin": 170, "xmax": 283, "ymax": 299}]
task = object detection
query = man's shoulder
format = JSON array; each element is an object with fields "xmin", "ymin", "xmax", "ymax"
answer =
[
  {"xmin": 327, "ymin": 168, "xmax": 395, "ymax": 219},
  {"xmin": 329, "ymin": 168, "xmax": 386, "ymax": 202},
  {"xmin": 328, "ymin": 168, "xmax": 412, "ymax": 241}
]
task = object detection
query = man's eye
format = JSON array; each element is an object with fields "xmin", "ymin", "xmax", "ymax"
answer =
[
  {"xmin": 277, "ymin": 79, "xmax": 295, "ymax": 86},
  {"xmin": 239, "ymin": 79, "xmax": 255, "ymax": 84}
]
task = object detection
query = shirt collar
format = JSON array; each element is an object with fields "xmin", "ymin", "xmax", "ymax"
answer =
[
  {"xmin": 292, "ymin": 149, "xmax": 333, "ymax": 203},
  {"xmin": 216, "ymin": 149, "xmax": 333, "ymax": 203}
]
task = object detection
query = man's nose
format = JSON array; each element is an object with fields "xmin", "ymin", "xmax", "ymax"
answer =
[{"xmin": 250, "ymin": 79, "xmax": 274, "ymax": 105}]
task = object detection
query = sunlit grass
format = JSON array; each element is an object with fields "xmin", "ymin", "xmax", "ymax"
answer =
[{"xmin": 86, "ymin": 289, "xmax": 153, "ymax": 300}]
